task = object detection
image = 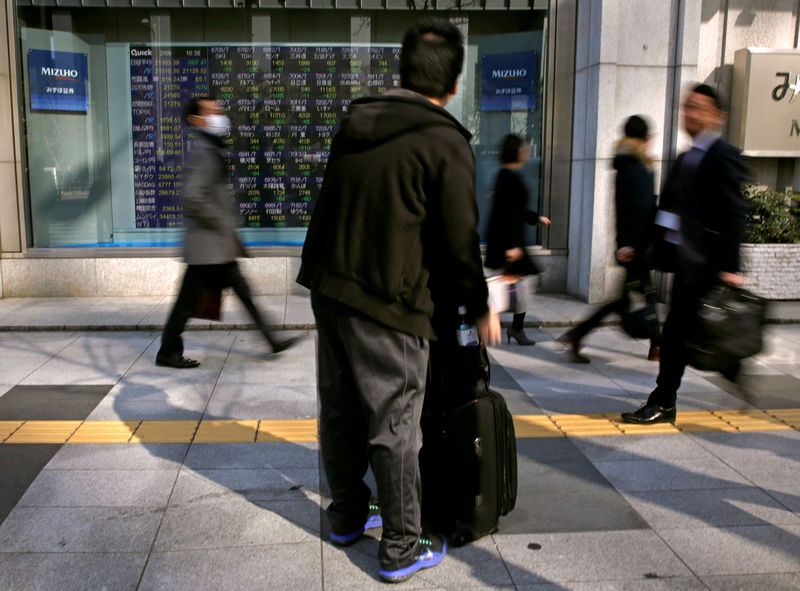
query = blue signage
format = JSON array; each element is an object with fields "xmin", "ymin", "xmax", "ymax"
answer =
[
  {"xmin": 481, "ymin": 51, "xmax": 538, "ymax": 112},
  {"xmin": 28, "ymin": 49, "xmax": 89, "ymax": 112}
]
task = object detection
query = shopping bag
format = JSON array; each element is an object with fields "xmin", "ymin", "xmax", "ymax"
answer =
[
  {"xmin": 194, "ymin": 285, "xmax": 222, "ymax": 321},
  {"xmin": 487, "ymin": 275, "xmax": 519, "ymax": 314}
]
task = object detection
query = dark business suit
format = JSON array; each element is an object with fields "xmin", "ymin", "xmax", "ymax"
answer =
[{"xmin": 648, "ymin": 138, "xmax": 747, "ymax": 408}]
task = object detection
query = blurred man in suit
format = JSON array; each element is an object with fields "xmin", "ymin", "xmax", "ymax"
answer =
[{"xmin": 621, "ymin": 84, "xmax": 747, "ymax": 424}]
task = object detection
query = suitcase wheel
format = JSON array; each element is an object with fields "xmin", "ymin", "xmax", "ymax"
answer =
[{"xmin": 450, "ymin": 528, "xmax": 474, "ymax": 547}]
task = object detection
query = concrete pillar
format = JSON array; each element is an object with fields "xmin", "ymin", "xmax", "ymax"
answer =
[
  {"xmin": 566, "ymin": 0, "xmax": 701, "ymax": 303},
  {"xmin": 0, "ymin": 0, "xmax": 22, "ymax": 266}
]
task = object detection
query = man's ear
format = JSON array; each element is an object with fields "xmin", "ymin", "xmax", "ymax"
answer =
[{"xmin": 448, "ymin": 80, "xmax": 459, "ymax": 97}]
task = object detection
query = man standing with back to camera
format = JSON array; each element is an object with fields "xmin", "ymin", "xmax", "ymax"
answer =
[
  {"xmin": 297, "ymin": 18, "xmax": 499, "ymax": 583},
  {"xmin": 621, "ymin": 84, "xmax": 747, "ymax": 425}
]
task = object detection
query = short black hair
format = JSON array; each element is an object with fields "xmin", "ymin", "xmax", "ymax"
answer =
[
  {"xmin": 183, "ymin": 96, "xmax": 213, "ymax": 124},
  {"xmin": 400, "ymin": 18, "xmax": 464, "ymax": 99},
  {"xmin": 498, "ymin": 134, "xmax": 524, "ymax": 164},
  {"xmin": 691, "ymin": 83, "xmax": 723, "ymax": 111},
  {"xmin": 623, "ymin": 115, "xmax": 649, "ymax": 140}
]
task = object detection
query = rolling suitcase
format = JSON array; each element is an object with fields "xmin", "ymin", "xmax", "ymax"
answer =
[{"xmin": 420, "ymin": 339, "xmax": 517, "ymax": 546}]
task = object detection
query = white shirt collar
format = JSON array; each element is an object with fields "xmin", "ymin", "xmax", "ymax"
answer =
[{"xmin": 692, "ymin": 129, "xmax": 721, "ymax": 153}]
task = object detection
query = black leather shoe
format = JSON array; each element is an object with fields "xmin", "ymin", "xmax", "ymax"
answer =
[
  {"xmin": 620, "ymin": 403, "xmax": 676, "ymax": 424},
  {"xmin": 271, "ymin": 336, "xmax": 300, "ymax": 354},
  {"xmin": 155, "ymin": 355, "xmax": 200, "ymax": 369}
]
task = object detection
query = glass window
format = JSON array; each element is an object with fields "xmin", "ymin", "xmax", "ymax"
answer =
[{"xmin": 14, "ymin": 8, "xmax": 545, "ymax": 248}]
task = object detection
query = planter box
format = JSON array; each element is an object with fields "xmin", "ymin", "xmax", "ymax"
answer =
[{"xmin": 741, "ymin": 243, "xmax": 800, "ymax": 300}]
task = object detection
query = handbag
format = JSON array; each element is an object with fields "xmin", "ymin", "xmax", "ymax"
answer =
[
  {"xmin": 621, "ymin": 304, "xmax": 659, "ymax": 339},
  {"xmin": 686, "ymin": 284, "xmax": 768, "ymax": 373},
  {"xmin": 193, "ymin": 285, "xmax": 222, "ymax": 321},
  {"xmin": 487, "ymin": 275, "xmax": 519, "ymax": 314}
]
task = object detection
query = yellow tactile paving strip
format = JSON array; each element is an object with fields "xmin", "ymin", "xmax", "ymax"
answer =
[{"xmin": 1, "ymin": 410, "xmax": 799, "ymax": 444}]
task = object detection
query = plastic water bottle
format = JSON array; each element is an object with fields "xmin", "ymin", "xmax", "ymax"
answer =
[{"xmin": 456, "ymin": 305, "xmax": 479, "ymax": 347}]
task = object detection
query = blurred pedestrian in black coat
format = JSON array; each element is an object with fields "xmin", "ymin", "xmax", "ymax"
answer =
[
  {"xmin": 484, "ymin": 134, "xmax": 550, "ymax": 346},
  {"xmin": 559, "ymin": 115, "xmax": 661, "ymax": 363}
]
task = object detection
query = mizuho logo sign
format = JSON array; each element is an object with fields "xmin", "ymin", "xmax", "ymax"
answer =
[
  {"xmin": 773, "ymin": 72, "xmax": 800, "ymax": 102},
  {"xmin": 772, "ymin": 72, "xmax": 800, "ymax": 137},
  {"xmin": 40, "ymin": 67, "xmax": 80, "ymax": 80},
  {"xmin": 491, "ymin": 69, "xmax": 527, "ymax": 80}
]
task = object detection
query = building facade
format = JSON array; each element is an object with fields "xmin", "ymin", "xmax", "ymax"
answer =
[{"xmin": 0, "ymin": 0, "xmax": 798, "ymax": 301}]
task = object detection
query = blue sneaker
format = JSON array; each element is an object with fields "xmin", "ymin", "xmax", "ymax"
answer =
[
  {"xmin": 330, "ymin": 501, "xmax": 382, "ymax": 546},
  {"xmin": 379, "ymin": 532, "xmax": 447, "ymax": 583}
]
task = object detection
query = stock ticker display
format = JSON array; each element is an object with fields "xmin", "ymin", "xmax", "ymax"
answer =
[{"xmin": 129, "ymin": 45, "xmax": 400, "ymax": 230}]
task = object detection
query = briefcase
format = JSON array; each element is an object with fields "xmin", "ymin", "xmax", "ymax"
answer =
[
  {"xmin": 686, "ymin": 285, "xmax": 767, "ymax": 373},
  {"xmin": 194, "ymin": 285, "xmax": 222, "ymax": 321}
]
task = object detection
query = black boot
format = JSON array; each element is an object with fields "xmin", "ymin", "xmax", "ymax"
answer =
[
  {"xmin": 507, "ymin": 313, "xmax": 535, "ymax": 345},
  {"xmin": 557, "ymin": 328, "xmax": 590, "ymax": 364}
]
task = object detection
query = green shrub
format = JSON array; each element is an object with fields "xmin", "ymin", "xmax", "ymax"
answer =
[{"xmin": 743, "ymin": 185, "xmax": 800, "ymax": 244}]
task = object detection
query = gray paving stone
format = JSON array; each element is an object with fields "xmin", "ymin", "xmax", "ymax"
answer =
[
  {"xmin": 493, "ymin": 531, "xmax": 692, "ymax": 585},
  {"xmin": 19, "ymin": 364, "xmax": 131, "ymax": 385},
  {"xmin": 692, "ymin": 431, "xmax": 800, "ymax": 461},
  {"xmin": 517, "ymin": 579, "xmax": 708, "ymax": 590},
  {"xmin": 183, "ymin": 442, "xmax": 319, "ymax": 470},
  {"xmin": 502, "ymin": 489, "xmax": 648, "ymax": 534},
  {"xmin": 701, "ymin": 573, "xmax": 800, "ymax": 590},
  {"xmin": 658, "ymin": 525, "xmax": 800, "ymax": 575},
  {"xmin": 571, "ymin": 434, "xmax": 715, "ymax": 463},
  {"xmin": 718, "ymin": 455, "xmax": 800, "ymax": 489},
  {"xmin": 675, "ymin": 390, "xmax": 758, "ymax": 411},
  {"xmin": 105, "ymin": 381, "xmax": 213, "ymax": 405},
  {"xmin": 215, "ymin": 356, "xmax": 317, "ymax": 385},
  {"xmin": 597, "ymin": 362, "xmax": 658, "ymax": 393},
  {"xmin": 516, "ymin": 437, "xmax": 588, "ymax": 464},
  {"xmin": 169, "ymin": 468, "xmax": 319, "ymax": 505},
  {"xmin": 154, "ymin": 497, "xmax": 319, "ymax": 550},
  {"xmin": 620, "ymin": 487, "xmax": 800, "ymax": 529},
  {"xmin": 47, "ymin": 444, "xmax": 188, "ymax": 470},
  {"xmin": 764, "ymin": 363, "xmax": 800, "ymax": 380},
  {"xmin": 17, "ymin": 469, "xmax": 177, "ymax": 508},
  {"xmin": 515, "ymin": 460, "xmax": 612, "ymax": 495},
  {"xmin": 87, "ymin": 401, "xmax": 205, "ymax": 420},
  {"xmin": 592, "ymin": 458, "xmax": 753, "ymax": 493},
  {"xmin": 139, "ymin": 543, "xmax": 322, "ymax": 591},
  {"xmin": 530, "ymin": 392, "xmax": 640, "ymax": 414},
  {"xmin": 494, "ymin": 386, "xmax": 542, "ymax": 415},
  {"xmin": 0, "ymin": 552, "xmax": 147, "ymax": 591},
  {"xmin": 760, "ymin": 482, "xmax": 800, "ymax": 513},
  {"xmin": 513, "ymin": 369, "xmax": 624, "ymax": 398},
  {"xmin": 0, "ymin": 507, "xmax": 162, "ymax": 552},
  {"xmin": 432, "ymin": 538, "xmax": 518, "ymax": 587},
  {"xmin": 204, "ymin": 383, "xmax": 317, "ymax": 419}
]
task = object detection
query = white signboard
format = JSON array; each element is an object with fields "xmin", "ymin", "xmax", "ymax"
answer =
[{"xmin": 730, "ymin": 48, "xmax": 800, "ymax": 157}]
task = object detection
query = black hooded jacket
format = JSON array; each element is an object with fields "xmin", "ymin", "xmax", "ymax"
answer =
[{"xmin": 296, "ymin": 89, "xmax": 488, "ymax": 340}]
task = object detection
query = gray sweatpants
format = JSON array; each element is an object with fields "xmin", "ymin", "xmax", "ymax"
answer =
[{"xmin": 313, "ymin": 295, "xmax": 429, "ymax": 571}]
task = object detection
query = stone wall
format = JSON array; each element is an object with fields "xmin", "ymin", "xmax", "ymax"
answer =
[
  {"xmin": 0, "ymin": 257, "xmax": 307, "ymax": 298},
  {"xmin": 740, "ymin": 243, "xmax": 800, "ymax": 300}
]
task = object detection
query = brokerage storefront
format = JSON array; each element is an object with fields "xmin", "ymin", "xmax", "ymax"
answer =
[
  {"xmin": 1, "ymin": 1, "xmax": 798, "ymax": 301},
  {"xmin": 0, "ymin": 0, "xmax": 576, "ymax": 298}
]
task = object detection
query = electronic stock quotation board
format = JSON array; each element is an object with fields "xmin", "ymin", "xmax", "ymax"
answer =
[{"xmin": 129, "ymin": 45, "xmax": 401, "ymax": 231}]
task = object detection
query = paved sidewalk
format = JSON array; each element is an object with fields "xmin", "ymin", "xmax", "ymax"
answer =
[
  {"xmin": 0, "ymin": 292, "xmax": 797, "ymax": 332},
  {"xmin": 0, "ymin": 293, "xmax": 799, "ymax": 590}
]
